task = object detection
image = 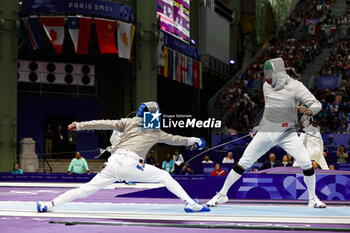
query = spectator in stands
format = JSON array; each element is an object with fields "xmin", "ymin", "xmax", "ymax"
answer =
[
  {"xmin": 53, "ymin": 125, "xmax": 66, "ymax": 158},
  {"xmin": 146, "ymin": 151, "xmax": 159, "ymax": 166},
  {"xmin": 222, "ymin": 152, "xmax": 234, "ymax": 163},
  {"xmin": 67, "ymin": 152, "xmax": 90, "ymax": 175},
  {"xmin": 282, "ymin": 155, "xmax": 292, "ymax": 167},
  {"xmin": 211, "ymin": 163, "xmax": 226, "ymax": 176},
  {"xmin": 336, "ymin": 145, "xmax": 348, "ymax": 164},
  {"xmin": 312, "ymin": 161, "xmax": 320, "ymax": 170},
  {"xmin": 325, "ymin": 135, "xmax": 337, "ymax": 152},
  {"xmin": 173, "ymin": 149, "xmax": 184, "ymax": 170},
  {"xmin": 287, "ymin": 154, "xmax": 294, "ymax": 164},
  {"xmin": 202, "ymin": 155, "xmax": 213, "ymax": 163},
  {"xmin": 162, "ymin": 153, "xmax": 174, "ymax": 174},
  {"xmin": 44, "ymin": 123, "xmax": 54, "ymax": 159},
  {"xmin": 12, "ymin": 162, "xmax": 23, "ymax": 174},
  {"xmin": 181, "ymin": 163, "xmax": 194, "ymax": 175},
  {"xmin": 258, "ymin": 153, "xmax": 282, "ymax": 171},
  {"xmin": 329, "ymin": 164, "xmax": 336, "ymax": 170}
]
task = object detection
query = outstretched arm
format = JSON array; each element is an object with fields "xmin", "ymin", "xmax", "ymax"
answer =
[
  {"xmin": 157, "ymin": 130, "xmax": 204, "ymax": 148},
  {"xmin": 68, "ymin": 119, "xmax": 126, "ymax": 131},
  {"xmin": 157, "ymin": 130, "xmax": 189, "ymax": 146}
]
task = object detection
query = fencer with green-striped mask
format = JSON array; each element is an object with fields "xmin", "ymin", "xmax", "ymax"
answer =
[{"xmin": 263, "ymin": 57, "xmax": 288, "ymax": 91}]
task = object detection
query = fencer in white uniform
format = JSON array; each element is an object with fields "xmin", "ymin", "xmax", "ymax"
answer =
[
  {"xmin": 207, "ymin": 57, "xmax": 326, "ymax": 208},
  {"xmin": 293, "ymin": 115, "xmax": 329, "ymax": 170},
  {"xmin": 37, "ymin": 102, "xmax": 209, "ymax": 212}
]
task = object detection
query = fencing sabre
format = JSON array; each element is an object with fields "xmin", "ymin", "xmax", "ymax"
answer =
[{"xmin": 186, "ymin": 133, "xmax": 251, "ymax": 164}]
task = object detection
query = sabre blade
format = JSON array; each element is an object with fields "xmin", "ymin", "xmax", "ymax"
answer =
[{"xmin": 186, "ymin": 134, "xmax": 251, "ymax": 163}]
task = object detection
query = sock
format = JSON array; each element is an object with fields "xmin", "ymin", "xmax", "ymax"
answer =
[
  {"xmin": 303, "ymin": 174, "xmax": 316, "ymax": 200},
  {"xmin": 219, "ymin": 169, "xmax": 242, "ymax": 196},
  {"xmin": 163, "ymin": 175, "xmax": 195, "ymax": 205}
]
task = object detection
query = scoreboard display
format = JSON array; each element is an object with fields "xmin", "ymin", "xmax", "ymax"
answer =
[{"xmin": 157, "ymin": 0, "xmax": 190, "ymax": 43}]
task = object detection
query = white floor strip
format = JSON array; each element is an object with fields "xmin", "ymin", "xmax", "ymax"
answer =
[
  {"xmin": 0, "ymin": 210, "xmax": 349, "ymax": 224},
  {"xmin": 0, "ymin": 182, "xmax": 165, "ymax": 189},
  {"xmin": 0, "ymin": 201, "xmax": 349, "ymax": 225}
]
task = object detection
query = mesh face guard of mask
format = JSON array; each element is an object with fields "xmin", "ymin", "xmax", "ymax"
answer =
[{"xmin": 137, "ymin": 101, "xmax": 160, "ymax": 117}]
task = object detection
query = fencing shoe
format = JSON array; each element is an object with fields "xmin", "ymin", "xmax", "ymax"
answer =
[
  {"xmin": 206, "ymin": 192, "xmax": 228, "ymax": 207},
  {"xmin": 308, "ymin": 197, "xmax": 326, "ymax": 208},
  {"xmin": 184, "ymin": 200, "xmax": 210, "ymax": 212},
  {"xmin": 37, "ymin": 201, "xmax": 53, "ymax": 212}
]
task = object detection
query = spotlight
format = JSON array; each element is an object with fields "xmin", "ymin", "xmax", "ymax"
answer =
[
  {"xmin": 47, "ymin": 73, "xmax": 56, "ymax": 83},
  {"xmin": 65, "ymin": 64, "xmax": 73, "ymax": 73},
  {"xmin": 47, "ymin": 62, "xmax": 56, "ymax": 72},
  {"xmin": 29, "ymin": 61, "xmax": 38, "ymax": 71},
  {"xmin": 82, "ymin": 65, "xmax": 91, "ymax": 75},
  {"xmin": 229, "ymin": 60, "xmax": 235, "ymax": 65},
  {"xmin": 82, "ymin": 75, "xmax": 91, "ymax": 85},
  {"xmin": 29, "ymin": 72, "xmax": 38, "ymax": 82},
  {"xmin": 65, "ymin": 74, "xmax": 74, "ymax": 84},
  {"xmin": 190, "ymin": 39, "xmax": 196, "ymax": 45}
]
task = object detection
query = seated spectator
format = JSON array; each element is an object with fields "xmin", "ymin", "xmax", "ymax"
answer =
[
  {"xmin": 162, "ymin": 153, "xmax": 174, "ymax": 174},
  {"xmin": 146, "ymin": 150, "xmax": 159, "ymax": 166},
  {"xmin": 202, "ymin": 155, "xmax": 213, "ymax": 163},
  {"xmin": 329, "ymin": 164, "xmax": 336, "ymax": 170},
  {"xmin": 222, "ymin": 152, "xmax": 234, "ymax": 163},
  {"xmin": 173, "ymin": 149, "xmax": 184, "ymax": 168},
  {"xmin": 336, "ymin": 145, "xmax": 348, "ymax": 164},
  {"xmin": 287, "ymin": 154, "xmax": 294, "ymax": 164},
  {"xmin": 282, "ymin": 155, "xmax": 292, "ymax": 167},
  {"xmin": 211, "ymin": 163, "xmax": 226, "ymax": 176},
  {"xmin": 12, "ymin": 162, "xmax": 23, "ymax": 174},
  {"xmin": 68, "ymin": 152, "xmax": 90, "ymax": 175},
  {"xmin": 325, "ymin": 135, "xmax": 337, "ymax": 152},
  {"xmin": 181, "ymin": 163, "xmax": 193, "ymax": 175},
  {"xmin": 258, "ymin": 153, "xmax": 282, "ymax": 171},
  {"xmin": 312, "ymin": 161, "xmax": 320, "ymax": 170}
]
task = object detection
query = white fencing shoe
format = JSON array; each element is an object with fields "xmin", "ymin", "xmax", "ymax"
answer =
[
  {"xmin": 36, "ymin": 201, "xmax": 53, "ymax": 212},
  {"xmin": 184, "ymin": 200, "xmax": 210, "ymax": 212},
  {"xmin": 308, "ymin": 197, "xmax": 326, "ymax": 208},
  {"xmin": 206, "ymin": 192, "xmax": 228, "ymax": 207}
]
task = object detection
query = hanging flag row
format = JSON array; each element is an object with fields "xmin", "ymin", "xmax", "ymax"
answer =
[
  {"xmin": 20, "ymin": 16, "xmax": 135, "ymax": 60},
  {"xmin": 158, "ymin": 46, "xmax": 202, "ymax": 89},
  {"xmin": 303, "ymin": 24, "xmax": 337, "ymax": 35}
]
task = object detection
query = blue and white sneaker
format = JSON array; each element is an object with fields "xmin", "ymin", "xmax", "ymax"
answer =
[
  {"xmin": 184, "ymin": 200, "xmax": 210, "ymax": 212},
  {"xmin": 36, "ymin": 201, "xmax": 52, "ymax": 212},
  {"xmin": 206, "ymin": 192, "xmax": 228, "ymax": 207},
  {"xmin": 308, "ymin": 197, "xmax": 326, "ymax": 208}
]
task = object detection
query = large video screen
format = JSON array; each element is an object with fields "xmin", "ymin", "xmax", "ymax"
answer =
[{"xmin": 157, "ymin": 0, "xmax": 190, "ymax": 43}]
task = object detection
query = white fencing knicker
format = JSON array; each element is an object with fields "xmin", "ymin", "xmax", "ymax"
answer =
[{"xmin": 52, "ymin": 149, "xmax": 192, "ymax": 207}]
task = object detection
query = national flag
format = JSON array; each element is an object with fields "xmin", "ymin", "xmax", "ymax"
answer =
[
  {"xmin": 174, "ymin": 51, "xmax": 182, "ymax": 82},
  {"xmin": 193, "ymin": 60, "xmax": 200, "ymax": 88},
  {"xmin": 163, "ymin": 46, "xmax": 169, "ymax": 78},
  {"xmin": 200, "ymin": 62, "xmax": 203, "ymax": 89},
  {"xmin": 157, "ymin": 31, "xmax": 165, "ymax": 66},
  {"xmin": 181, "ymin": 54, "xmax": 187, "ymax": 83},
  {"xmin": 158, "ymin": 66, "xmax": 164, "ymax": 76},
  {"xmin": 117, "ymin": 21, "xmax": 135, "ymax": 60},
  {"xmin": 187, "ymin": 57, "xmax": 193, "ymax": 86},
  {"xmin": 129, "ymin": 25, "xmax": 136, "ymax": 62},
  {"xmin": 67, "ymin": 17, "xmax": 92, "ymax": 55},
  {"xmin": 40, "ymin": 16, "xmax": 65, "ymax": 53},
  {"xmin": 308, "ymin": 24, "xmax": 315, "ymax": 35},
  {"xmin": 20, "ymin": 17, "xmax": 45, "ymax": 52},
  {"xmin": 330, "ymin": 25, "xmax": 336, "ymax": 35},
  {"xmin": 95, "ymin": 18, "xmax": 118, "ymax": 54},
  {"xmin": 168, "ymin": 48, "xmax": 174, "ymax": 79}
]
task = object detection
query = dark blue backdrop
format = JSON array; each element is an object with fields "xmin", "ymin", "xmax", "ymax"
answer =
[{"xmin": 17, "ymin": 96, "xmax": 99, "ymax": 158}]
